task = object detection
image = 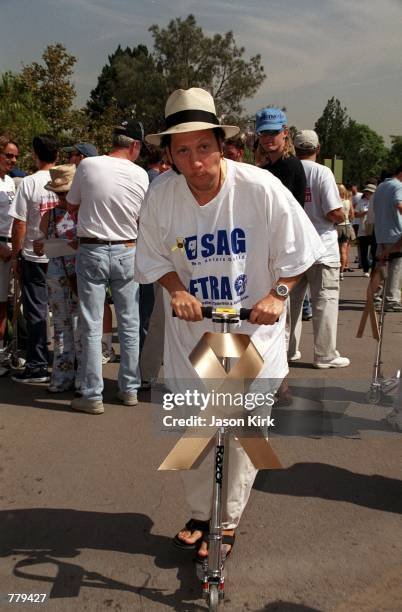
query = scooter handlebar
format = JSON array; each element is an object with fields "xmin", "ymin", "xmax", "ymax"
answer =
[
  {"xmin": 172, "ymin": 306, "xmax": 252, "ymax": 320},
  {"xmin": 172, "ymin": 307, "xmax": 213, "ymax": 318}
]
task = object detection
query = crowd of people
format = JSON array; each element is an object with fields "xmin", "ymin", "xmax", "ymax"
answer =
[{"xmin": 1, "ymin": 87, "xmax": 401, "ymax": 560}]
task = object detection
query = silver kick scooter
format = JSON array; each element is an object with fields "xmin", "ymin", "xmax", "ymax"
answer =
[{"xmin": 198, "ymin": 306, "xmax": 251, "ymax": 611}]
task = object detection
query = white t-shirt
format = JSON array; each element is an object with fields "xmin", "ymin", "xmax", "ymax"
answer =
[
  {"xmin": 301, "ymin": 160, "xmax": 341, "ymax": 265},
  {"xmin": 67, "ymin": 155, "xmax": 149, "ymax": 240},
  {"xmin": 355, "ymin": 195, "xmax": 372, "ymax": 237},
  {"xmin": 135, "ymin": 160, "xmax": 324, "ymax": 382},
  {"xmin": 0, "ymin": 174, "xmax": 16, "ymax": 237},
  {"xmin": 352, "ymin": 192, "xmax": 363, "ymax": 226},
  {"xmin": 9, "ymin": 170, "xmax": 57, "ymax": 262}
]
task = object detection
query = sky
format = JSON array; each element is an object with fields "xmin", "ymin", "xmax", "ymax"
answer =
[{"xmin": 1, "ymin": 0, "xmax": 401, "ymax": 145}]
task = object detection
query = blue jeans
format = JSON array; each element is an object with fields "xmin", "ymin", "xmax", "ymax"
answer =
[
  {"xmin": 21, "ymin": 258, "xmax": 48, "ymax": 371},
  {"xmin": 76, "ymin": 243, "xmax": 140, "ymax": 400}
]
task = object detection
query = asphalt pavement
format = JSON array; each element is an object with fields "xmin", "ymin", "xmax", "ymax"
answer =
[{"xmin": 0, "ymin": 254, "xmax": 401, "ymax": 612}]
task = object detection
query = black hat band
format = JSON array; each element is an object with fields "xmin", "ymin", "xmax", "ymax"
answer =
[{"xmin": 165, "ymin": 109, "xmax": 220, "ymax": 130}]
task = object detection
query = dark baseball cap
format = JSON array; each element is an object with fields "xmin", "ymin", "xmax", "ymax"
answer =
[
  {"xmin": 63, "ymin": 142, "xmax": 98, "ymax": 157},
  {"xmin": 114, "ymin": 119, "xmax": 144, "ymax": 142}
]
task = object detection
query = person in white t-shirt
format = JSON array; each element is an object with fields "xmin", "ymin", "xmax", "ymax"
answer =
[
  {"xmin": 135, "ymin": 88, "xmax": 324, "ymax": 562},
  {"xmin": 0, "ymin": 136, "xmax": 18, "ymax": 356},
  {"xmin": 351, "ymin": 184, "xmax": 363, "ymax": 267},
  {"xmin": 288, "ymin": 130, "xmax": 350, "ymax": 368},
  {"xmin": 9, "ymin": 134, "xmax": 59, "ymax": 383},
  {"xmin": 67, "ymin": 120, "xmax": 149, "ymax": 415},
  {"xmin": 354, "ymin": 184, "xmax": 377, "ymax": 276}
]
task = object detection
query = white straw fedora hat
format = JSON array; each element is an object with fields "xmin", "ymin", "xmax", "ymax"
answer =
[{"xmin": 145, "ymin": 88, "xmax": 240, "ymax": 146}]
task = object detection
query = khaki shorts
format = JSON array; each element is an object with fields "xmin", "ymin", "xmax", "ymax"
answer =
[{"xmin": 337, "ymin": 224, "xmax": 356, "ymax": 243}]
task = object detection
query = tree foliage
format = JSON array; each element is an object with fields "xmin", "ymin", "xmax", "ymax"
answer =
[
  {"xmin": 0, "ymin": 72, "xmax": 50, "ymax": 169},
  {"xmin": 315, "ymin": 97, "xmax": 349, "ymax": 160},
  {"xmin": 387, "ymin": 135, "xmax": 402, "ymax": 172},
  {"xmin": 150, "ymin": 15, "xmax": 265, "ymax": 119},
  {"xmin": 21, "ymin": 43, "xmax": 77, "ymax": 135},
  {"xmin": 87, "ymin": 15, "xmax": 265, "ymax": 132},
  {"xmin": 315, "ymin": 97, "xmax": 388, "ymax": 186},
  {"xmin": 343, "ymin": 121, "xmax": 388, "ymax": 185}
]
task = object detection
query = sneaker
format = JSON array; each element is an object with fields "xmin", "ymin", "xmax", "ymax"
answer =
[
  {"xmin": 288, "ymin": 351, "xmax": 302, "ymax": 362},
  {"xmin": 340, "ymin": 272, "xmax": 344, "ymax": 280},
  {"xmin": 47, "ymin": 383, "xmax": 75, "ymax": 393},
  {"xmin": 385, "ymin": 303, "xmax": 402, "ymax": 312},
  {"xmin": 313, "ymin": 356, "xmax": 350, "ymax": 369},
  {"xmin": 117, "ymin": 390, "xmax": 138, "ymax": 406},
  {"xmin": 71, "ymin": 397, "xmax": 104, "ymax": 414},
  {"xmin": 302, "ymin": 313, "xmax": 312, "ymax": 321},
  {"xmin": 11, "ymin": 369, "xmax": 50, "ymax": 384},
  {"xmin": 102, "ymin": 344, "xmax": 116, "ymax": 365},
  {"xmin": 363, "ymin": 272, "xmax": 370, "ymax": 278}
]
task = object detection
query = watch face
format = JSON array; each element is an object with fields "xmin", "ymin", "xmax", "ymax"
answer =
[{"xmin": 276, "ymin": 284, "xmax": 289, "ymax": 297}]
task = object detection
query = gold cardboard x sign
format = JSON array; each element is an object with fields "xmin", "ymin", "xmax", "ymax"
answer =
[{"xmin": 158, "ymin": 331, "xmax": 282, "ymax": 470}]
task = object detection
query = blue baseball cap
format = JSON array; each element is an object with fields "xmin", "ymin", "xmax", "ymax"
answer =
[
  {"xmin": 255, "ymin": 108, "xmax": 288, "ymax": 134},
  {"xmin": 75, "ymin": 142, "xmax": 98, "ymax": 157},
  {"xmin": 63, "ymin": 142, "xmax": 98, "ymax": 157}
]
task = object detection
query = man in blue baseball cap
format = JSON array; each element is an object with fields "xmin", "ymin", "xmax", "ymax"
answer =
[
  {"xmin": 255, "ymin": 107, "xmax": 306, "ymax": 207},
  {"xmin": 64, "ymin": 142, "xmax": 98, "ymax": 167}
]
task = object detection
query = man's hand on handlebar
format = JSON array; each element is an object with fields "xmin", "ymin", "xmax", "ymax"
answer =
[
  {"xmin": 171, "ymin": 290, "xmax": 203, "ymax": 321},
  {"xmin": 249, "ymin": 294, "xmax": 285, "ymax": 325}
]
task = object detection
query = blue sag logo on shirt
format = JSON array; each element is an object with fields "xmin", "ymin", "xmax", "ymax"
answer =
[
  {"xmin": 183, "ymin": 228, "xmax": 248, "ymax": 303},
  {"xmin": 184, "ymin": 228, "xmax": 246, "ymax": 261}
]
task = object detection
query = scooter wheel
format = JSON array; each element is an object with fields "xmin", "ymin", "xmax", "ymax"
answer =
[
  {"xmin": 367, "ymin": 387, "xmax": 382, "ymax": 404},
  {"xmin": 208, "ymin": 584, "xmax": 219, "ymax": 611}
]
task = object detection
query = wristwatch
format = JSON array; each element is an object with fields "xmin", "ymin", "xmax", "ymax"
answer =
[{"xmin": 272, "ymin": 283, "xmax": 290, "ymax": 299}]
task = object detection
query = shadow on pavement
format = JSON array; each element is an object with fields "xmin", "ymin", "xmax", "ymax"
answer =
[
  {"xmin": 0, "ymin": 376, "xmax": 122, "ymax": 413},
  {"xmin": 253, "ymin": 463, "xmax": 402, "ymax": 515},
  {"xmin": 0, "ymin": 508, "xmax": 204, "ymax": 610},
  {"xmin": 338, "ymin": 298, "xmax": 365, "ymax": 311},
  {"xmin": 257, "ymin": 603, "xmax": 322, "ymax": 611}
]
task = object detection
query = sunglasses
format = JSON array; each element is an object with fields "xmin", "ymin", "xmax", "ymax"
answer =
[
  {"xmin": 2, "ymin": 152, "xmax": 19, "ymax": 160},
  {"xmin": 258, "ymin": 129, "xmax": 283, "ymax": 137}
]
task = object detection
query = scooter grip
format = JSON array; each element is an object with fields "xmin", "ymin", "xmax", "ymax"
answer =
[
  {"xmin": 240, "ymin": 308, "xmax": 279, "ymax": 323},
  {"xmin": 201, "ymin": 306, "xmax": 213, "ymax": 318},
  {"xmin": 172, "ymin": 306, "xmax": 213, "ymax": 318},
  {"xmin": 240, "ymin": 308, "xmax": 253, "ymax": 320}
]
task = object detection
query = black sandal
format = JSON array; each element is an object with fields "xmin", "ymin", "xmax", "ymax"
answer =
[
  {"xmin": 196, "ymin": 532, "xmax": 236, "ymax": 563},
  {"xmin": 172, "ymin": 518, "xmax": 210, "ymax": 551}
]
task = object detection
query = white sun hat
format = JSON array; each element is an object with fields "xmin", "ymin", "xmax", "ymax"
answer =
[{"xmin": 145, "ymin": 87, "xmax": 240, "ymax": 146}]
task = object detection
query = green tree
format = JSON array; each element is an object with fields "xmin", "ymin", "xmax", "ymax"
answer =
[
  {"xmin": 0, "ymin": 71, "xmax": 50, "ymax": 170},
  {"xmin": 68, "ymin": 103, "xmax": 120, "ymax": 154},
  {"xmin": 315, "ymin": 97, "xmax": 349, "ymax": 160},
  {"xmin": 343, "ymin": 121, "xmax": 388, "ymax": 185},
  {"xmin": 314, "ymin": 97, "xmax": 389, "ymax": 185},
  {"xmin": 150, "ymin": 15, "xmax": 265, "ymax": 119},
  {"xmin": 87, "ymin": 44, "xmax": 165, "ymax": 133},
  {"xmin": 21, "ymin": 43, "xmax": 77, "ymax": 135},
  {"xmin": 88, "ymin": 15, "xmax": 265, "ymax": 132},
  {"xmin": 387, "ymin": 135, "xmax": 402, "ymax": 172}
]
